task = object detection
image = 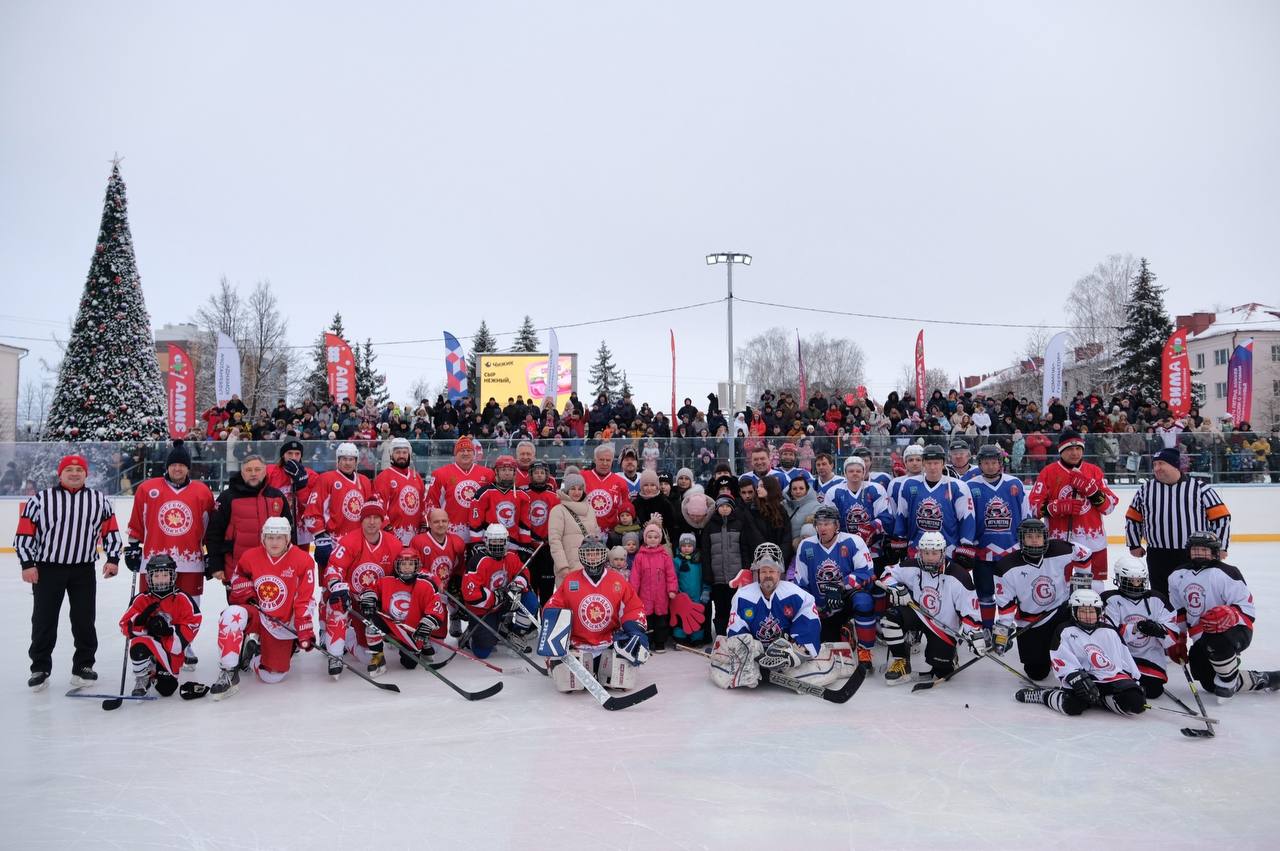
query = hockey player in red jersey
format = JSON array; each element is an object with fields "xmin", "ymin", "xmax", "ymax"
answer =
[
  {"xmin": 425, "ymin": 436, "xmax": 494, "ymax": 542},
  {"xmin": 409, "ymin": 508, "xmax": 468, "ymax": 593},
  {"xmin": 118, "ymin": 555, "xmax": 202, "ymax": 698},
  {"xmin": 581, "ymin": 444, "xmax": 634, "ymax": 533},
  {"xmin": 302, "ymin": 442, "xmax": 373, "ymax": 571},
  {"xmin": 322, "ymin": 500, "xmax": 402, "ymax": 678},
  {"xmin": 1028, "ymin": 430, "xmax": 1117, "ymax": 589},
  {"xmin": 460, "ymin": 524, "xmax": 539, "ymax": 659},
  {"xmin": 539, "ymin": 536, "xmax": 649, "ymax": 693},
  {"xmin": 469, "ymin": 454, "xmax": 530, "ymax": 547},
  {"xmin": 265, "ymin": 439, "xmax": 316, "ymax": 546},
  {"xmin": 373, "ymin": 437, "xmax": 426, "ymax": 546},
  {"xmin": 211, "ymin": 517, "xmax": 316, "ymax": 700},
  {"xmin": 123, "ymin": 441, "xmax": 215, "ymax": 669},
  {"xmin": 367, "ymin": 548, "xmax": 448, "ymax": 669},
  {"xmin": 522, "ymin": 461, "xmax": 560, "ymax": 603}
]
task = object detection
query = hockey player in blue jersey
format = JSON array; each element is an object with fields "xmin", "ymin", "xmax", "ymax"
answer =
[
  {"xmin": 945, "ymin": 438, "xmax": 979, "ymax": 480},
  {"xmin": 891, "ymin": 444, "xmax": 977, "ymax": 567},
  {"xmin": 812, "ymin": 453, "xmax": 846, "ymax": 503},
  {"xmin": 793, "ymin": 505, "xmax": 876, "ymax": 670},
  {"xmin": 775, "ymin": 442, "xmax": 814, "ymax": 490},
  {"xmin": 851, "ymin": 446, "xmax": 891, "ymax": 491},
  {"xmin": 967, "ymin": 444, "xmax": 1031, "ymax": 630},
  {"xmin": 829, "ymin": 457, "xmax": 893, "ymax": 560},
  {"xmin": 740, "ymin": 445, "xmax": 784, "ymax": 490},
  {"xmin": 709, "ymin": 544, "xmax": 856, "ymax": 690}
]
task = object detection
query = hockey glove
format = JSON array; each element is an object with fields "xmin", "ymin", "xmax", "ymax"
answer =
[
  {"xmin": 612, "ymin": 621, "xmax": 650, "ymax": 665},
  {"xmin": 313, "ymin": 532, "xmax": 333, "ymax": 550},
  {"xmin": 1168, "ymin": 635, "xmax": 1188, "ymax": 665},
  {"xmin": 229, "ymin": 576, "xmax": 255, "ymax": 606},
  {"xmin": 1199, "ymin": 605, "xmax": 1241, "ymax": 634},
  {"xmin": 282, "ymin": 459, "xmax": 308, "ymax": 489},
  {"xmin": 817, "ymin": 577, "xmax": 848, "ymax": 601},
  {"xmin": 1047, "ymin": 497, "xmax": 1088, "ymax": 518},
  {"xmin": 537, "ymin": 608, "xmax": 572, "ymax": 658},
  {"xmin": 1135, "ymin": 619, "xmax": 1167, "ymax": 638},
  {"xmin": 962, "ymin": 626, "xmax": 988, "ymax": 656},
  {"xmin": 1068, "ymin": 471, "xmax": 1099, "ymax": 498},
  {"xmin": 327, "ymin": 581, "xmax": 350, "ymax": 610},
  {"xmin": 413, "ymin": 615, "xmax": 442, "ymax": 645},
  {"xmin": 124, "ymin": 542, "xmax": 143, "ymax": 573},
  {"xmin": 1069, "ymin": 567, "xmax": 1094, "ymax": 592},
  {"xmin": 1065, "ymin": 670, "xmax": 1102, "ymax": 705},
  {"xmin": 728, "ymin": 568, "xmax": 754, "ymax": 589},
  {"xmin": 358, "ymin": 590, "xmax": 378, "ymax": 618},
  {"xmin": 890, "ymin": 538, "xmax": 909, "ymax": 551},
  {"xmin": 884, "ymin": 583, "xmax": 912, "ymax": 608},
  {"xmin": 951, "ymin": 545, "xmax": 977, "ymax": 571},
  {"xmin": 759, "ymin": 638, "xmax": 803, "ymax": 671},
  {"xmin": 295, "ymin": 622, "xmax": 315, "ymax": 650},
  {"xmin": 668, "ymin": 592, "xmax": 706, "ymax": 635},
  {"xmin": 146, "ymin": 615, "xmax": 173, "ymax": 640},
  {"xmin": 992, "ymin": 623, "xmax": 1013, "ymax": 655},
  {"xmin": 856, "ymin": 522, "xmax": 879, "ymax": 543}
]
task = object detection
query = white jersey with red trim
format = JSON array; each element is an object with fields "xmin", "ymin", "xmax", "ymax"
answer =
[
  {"xmin": 993, "ymin": 540, "xmax": 1091, "ymax": 630},
  {"xmin": 882, "ymin": 562, "xmax": 981, "ymax": 638},
  {"xmin": 324, "ymin": 529, "xmax": 401, "ymax": 595},
  {"xmin": 1049, "ymin": 622, "xmax": 1140, "ymax": 685},
  {"xmin": 127, "ymin": 477, "xmax": 216, "ymax": 573},
  {"xmin": 1167, "ymin": 561, "xmax": 1256, "ymax": 639},
  {"xmin": 303, "ymin": 470, "xmax": 372, "ymax": 538},
  {"xmin": 374, "ymin": 466, "xmax": 426, "ymax": 545},
  {"xmin": 425, "ymin": 462, "xmax": 494, "ymax": 540},
  {"xmin": 1101, "ymin": 589, "xmax": 1178, "ymax": 672},
  {"xmin": 407, "ymin": 530, "xmax": 468, "ymax": 590}
]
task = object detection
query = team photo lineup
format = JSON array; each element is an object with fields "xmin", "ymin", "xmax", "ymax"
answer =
[{"xmin": 17, "ymin": 410, "xmax": 1273, "ymax": 725}]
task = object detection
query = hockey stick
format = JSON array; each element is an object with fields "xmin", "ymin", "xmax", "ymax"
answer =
[
  {"xmin": 70, "ymin": 691, "xmax": 157, "ymax": 702},
  {"xmin": 426, "ymin": 635, "xmax": 514, "ymax": 674},
  {"xmin": 1179, "ymin": 662, "xmax": 1217, "ymax": 739},
  {"xmin": 351, "ymin": 610, "xmax": 502, "ymax": 701},
  {"xmin": 675, "ymin": 641, "xmax": 864, "ymax": 703},
  {"xmin": 103, "ymin": 570, "xmax": 140, "ymax": 711},
  {"xmin": 1142, "ymin": 702, "xmax": 1220, "ymax": 724},
  {"xmin": 903, "ymin": 598, "xmax": 1040, "ymax": 686},
  {"xmin": 252, "ymin": 605, "xmax": 400, "ymax": 693},
  {"xmin": 439, "ymin": 588, "xmax": 549, "ymax": 677}
]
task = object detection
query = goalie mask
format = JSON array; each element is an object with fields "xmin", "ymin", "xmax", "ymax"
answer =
[
  {"xmin": 578, "ymin": 537, "xmax": 609, "ymax": 580},
  {"xmin": 483, "ymin": 523, "xmax": 509, "ymax": 558},
  {"xmin": 145, "ymin": 554, "xmax": 177, "ymax": 598}
]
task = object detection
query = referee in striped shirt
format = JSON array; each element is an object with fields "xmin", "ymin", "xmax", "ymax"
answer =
[
  {"xmin": 1125, "ymin": 447, "xmax": 1231, "ymax": 594},
  {"xmin": 13, "ymin": 454, "xmax": 122, "ymax": 691}
]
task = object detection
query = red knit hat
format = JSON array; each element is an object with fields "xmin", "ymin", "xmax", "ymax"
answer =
[
  {"xmin": 58, "ymin": 454, "xmax": 89, "ymax": 476},
  {"xmin": 360, "ymin": 499, "xmax": 386, "ymax": 520}
]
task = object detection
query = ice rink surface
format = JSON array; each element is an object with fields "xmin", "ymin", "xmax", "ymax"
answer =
[{"xmin": 3, "ymin": 545, "xmax": 1280, "ymax": 850}]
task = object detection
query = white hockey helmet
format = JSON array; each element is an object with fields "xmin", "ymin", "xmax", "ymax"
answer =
[
  {"xmin": 902, "ymin": 444, "xmax": 925, "ymax": 460},
  {"xmin": 1112, "ymin": 555, "xmax": 1149, "ymax": 598},
  {"xmin": 1068, "ymin": 588, "xmax": 1104, "ymax": 629},
  {"xmin": 484, "ymin": 522, "xmax": 509, "ymax": 557},
  {"xmin": 916, "ymin": 531, "xmax": 947, "ymax": 572},
  {"xmin": 389, "ymin": 437, "xmax": 412, "ymax": 454},
  {"xmin": 336, "ymin": 442, "xmax": 359, "ymax": 459},
  {"xmin": 261, "ymin": 516, "xmax": 291, "ymax": 539},
  {"xmin": 843, "ymin": 456, "xmax": 866, "ymax": 473}
]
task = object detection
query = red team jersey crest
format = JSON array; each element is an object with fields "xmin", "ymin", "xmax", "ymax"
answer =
[
  {"xmin": 408, "ymin": 531, "xmax": 467, "ymax": 590},
  {"xmin": 374, "ymin": 466, "xmax": 427, "ymax": 544},
  {"xmin": 305, "ymin": 471, "xmax": 373, "ymax": 538},
  {"xmin": 546, "ymin": 567, "xmax": 646, "ymax": 649},
  {"xmin": 325, "ymin": 530, "xmax": 401, "ymax": 593}
]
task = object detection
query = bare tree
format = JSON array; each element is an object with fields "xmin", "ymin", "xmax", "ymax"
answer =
[
  {"xmin": 191, "ymin": 277, "xmax": 299, "ymax": 413},
  {"xmin": 737, "ymin": 327, "xmax": 866, "ymax": 399},
  {"xmin": 1065, "ymin": 253, "xmax": 1135, "ymax": 392},
  {"xmin": 408, "ymin": 377, "xmax": 445, "ymax": 405},
  {"xmin": 894, "ymin": 364, "xmax": 955, "ymax": 404},
  {"xmin": 15, "ymin": 378, "xmax": 54, "ymax": 439}
]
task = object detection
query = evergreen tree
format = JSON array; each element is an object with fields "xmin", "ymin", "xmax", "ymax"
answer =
[
  {"xmin": 619, "ymin": 370, "xmax": 633, "ymax": 400},
  {"xmin": 511, "ymin": 315, "xmax": 539, "ymax": 352},
  {"xmin": 589, "ymin": 340, "xmax": 619, "ymax": 399},
  {"xmin": 356, "ymin": 338, "xmax": 389, "ymax": 407},
  {"xmin": 1109, "ymin": 258, "xmax": 1173, "ymax": 401},
  {"xmin": 44, "ymin": 162, "xmax": 166, "ymax": 441},
  {"xmin": 466, "ymin": 320, "xmax": 497, "ymax": 397},
  {"xmin": 304, "ymin": 313, "xmax": 346, "ymax": 403}
]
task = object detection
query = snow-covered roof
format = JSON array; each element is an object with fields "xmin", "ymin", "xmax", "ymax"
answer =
[{"xmin": 1189, "ymin": 303, "xmax": 1280, "ymax": 342}]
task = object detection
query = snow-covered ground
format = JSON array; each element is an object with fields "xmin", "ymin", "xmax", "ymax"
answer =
[{"xmin": 3, "ymin": 545, "xmax": 1280, "ymax": 850}]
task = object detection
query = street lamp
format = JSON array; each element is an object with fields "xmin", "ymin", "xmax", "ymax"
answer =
[{"xmin": 705, "ymin": 252, "xmax": 751, "ymax": 414}]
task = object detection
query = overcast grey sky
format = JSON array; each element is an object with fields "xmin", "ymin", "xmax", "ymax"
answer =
[{"xmin": 3, "ymin": 1, "xmax": 1277, "ymax": 409}]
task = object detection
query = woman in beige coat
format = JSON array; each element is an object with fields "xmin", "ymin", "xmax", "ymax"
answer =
[{"xmin": 547, "ymin": 471, "xmax": 601, "ymax": 588}]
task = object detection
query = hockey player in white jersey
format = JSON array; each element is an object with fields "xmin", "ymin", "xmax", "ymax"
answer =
[
  {"xmin": 1168, "ymin": 531, "xmax": 1278, "ymax": 700},
  {"xmin": 994, "ymin": 518, "xmax": 1093, "ymax": 681},
  {"xmin": 1102, "ymin": 555, "xmax": 1179, "ymax": 698},
  {"xmin": 1014, "ymin": 589, "xmax": 1148, "ymax": 717},
  {"xmin": 878, "ymin": 532, "xmax": 983, "ymax": 685},
  {"xmin": 709, "ymin": 545, "xmax": 856, "ymax": 690}
]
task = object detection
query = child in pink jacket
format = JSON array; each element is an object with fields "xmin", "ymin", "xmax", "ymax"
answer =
[{"xmin": 629, "ymin": 522, "xmax": 678, "ymax": 652}]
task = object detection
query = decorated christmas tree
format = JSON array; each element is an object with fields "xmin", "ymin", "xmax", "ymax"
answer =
[{"xmin": 44, "ymin": 161, "xmax": 166, "ymax": 441}]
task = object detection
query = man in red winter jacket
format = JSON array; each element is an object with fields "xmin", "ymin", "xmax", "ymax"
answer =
[{"xmin": 1028, "ymin": 430, "xmax": 1117, "ymax": 590}]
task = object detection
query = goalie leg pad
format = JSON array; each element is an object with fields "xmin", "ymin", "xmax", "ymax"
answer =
[
  {"xmin": 790, "ymin": 642, "xmax": 856, "ymax": 687},
  {"xmin": 709, "ymin": 634, "xmax": 762, "ymax": 689},
  {"xmin": 551, "ymin": 649, "xmax": 589, "ymax": 692},
  {"xmin": 597, "ymin": 647, "xmax": 636, "ymax": 692}
]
